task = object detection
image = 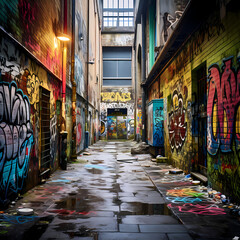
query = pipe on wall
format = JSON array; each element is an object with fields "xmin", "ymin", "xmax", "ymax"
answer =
[{"xmin": 141, "ymin": 12, "xmax": 147, "ymax": 142}]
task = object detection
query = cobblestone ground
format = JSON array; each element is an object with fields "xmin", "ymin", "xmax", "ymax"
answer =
[{"xmin": 0, "ymin": 140, "xmax": 240, "ymax": 240}]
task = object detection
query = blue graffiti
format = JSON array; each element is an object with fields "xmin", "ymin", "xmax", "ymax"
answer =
[
  {"xmin": 84, "ymin": 164, "xmax": 108, "ymax": 170},
  {"xmin": 0, "ymin": 214, "xmax": 39, "ymax": 224},
  {"xmin": 167, "ymin": 197, "xmax": 207, "ymax": 204},
  {"xmin": 0, "ymin": 81, "xmax": 34, "ymax": 203},
  {"xmin": 153, "ymin": 101, "xmax": 164, "ymax": 147}
]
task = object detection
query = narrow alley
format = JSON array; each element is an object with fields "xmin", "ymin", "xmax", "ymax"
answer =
[
  {"xmin": 0, "ymin": 141, "xmax": 240, "ymax": 240},
  {"xmin": 1, "ymin": 0, "xmax": 240, "ymax": 239}
]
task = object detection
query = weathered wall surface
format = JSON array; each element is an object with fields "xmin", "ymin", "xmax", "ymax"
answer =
[
  {"xmin": 102, "ymin": 34, "xmax": 134, "ymax": 47},
  {"xmin": 148, "ymin": 5, "xmax": 240, "ymax": 201},
  {"xmin": 75, "ymin": 0, "xmax": 87, "ymax": 97},
  {"xmin": 0, "ymin": 34, "xmax": 62, "ymax": 204}
]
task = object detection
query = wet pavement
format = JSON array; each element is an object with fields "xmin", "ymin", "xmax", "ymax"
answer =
[{"xmin": 1, "ymin": 140, "xmax": 240, "ymax": 239}]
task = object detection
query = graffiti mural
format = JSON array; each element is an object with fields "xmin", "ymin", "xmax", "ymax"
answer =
[
  {"xmin": 207, "ymin": 57, "xmax": 240, "ymax": 155},
  {"xmin": 162, "ymin": 11, "xmax": 183, "ymax": 46},
  {"xmin": 0, "ymin": 81, "xmax": 34, "ymax": 202},
  {"xmin": 100, "ymin": 102, "xmax": 134, "ymax": 139},
  {"xmin": 50, "ymin": 115, "xmax": 57, "ymax": 162},
  {"xmin": 101, "ymin": 92, "xmax": 131, "ymax": 102},
  {"xmin": 75, "ymin": 55, "xmax": 85, "ymax": 96},
  {"xmin": 168, "ymin": 90, "xmax": 187, "ymax": 152},
  {"xmin": 168, "ymin": 203, "xmax": 226, "ymax": 216},
  {"xmin": 76, "ymin": 100, "xmax": 85, "ymax": 153}
]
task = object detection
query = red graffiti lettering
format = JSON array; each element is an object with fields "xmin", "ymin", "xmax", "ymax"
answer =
[{"xmin": 207, "ymin": 58, "xmax": 240, "ymax": 155}]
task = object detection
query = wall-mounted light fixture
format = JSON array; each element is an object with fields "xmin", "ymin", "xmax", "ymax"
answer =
[{"xmin": 57, "ymin": 32, "xmax": 71, "ymax": 42}]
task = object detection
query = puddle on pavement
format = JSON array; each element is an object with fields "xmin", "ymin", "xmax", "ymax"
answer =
[
  {"xmin": 22, "ymin": 216, "xmax": 54, "ymax": 240},
  {"xmin": 52, "ymin": 188, "xmax": 104, "ymax": 213},
  {"xmin": 86, "ymin": 168, "xmax": 103, "ymax": 174},
  {"xmin": 54, "ymin": 224, "xmax": 97, "ymax": 238},
  {"xmin": 118, "ymin": 203, "xmax": 171, "ymax": 216}
]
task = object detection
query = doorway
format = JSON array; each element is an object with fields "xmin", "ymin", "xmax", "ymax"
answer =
[
  {"xmin": 107, "ymin": 108, "xmax": 127, "ymax": 139},
  {"xmin": 192, "ymin": 62, "xmax": 207, "ymax": 175}
]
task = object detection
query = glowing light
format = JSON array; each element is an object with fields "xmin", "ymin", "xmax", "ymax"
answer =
[{"xmin": 56, "ymin": 33, "xmax": 71, "ymax": 42}]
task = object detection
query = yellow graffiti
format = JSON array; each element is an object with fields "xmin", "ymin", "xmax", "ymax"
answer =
[
  {"xmin": 167, "ymin": 188, "xmax": 204, "ymax": 198},
  {"xmin": 101, "ymin": 92, "xmax": 131, "ymax": 102}
]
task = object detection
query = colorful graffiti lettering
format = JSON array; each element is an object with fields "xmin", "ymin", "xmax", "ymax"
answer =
[
  {"xmin": 168, "ymin": 203, "xmax": 226, "ymax": 215},
  {"xmin": 0, "ymin": 214, "xmax": 39, "ymax": 224},
  {"xmin": 207, "ymin": 57, "xmax": 240, "ymax": 155},
  {"xmin": 153, "ymin": 105, "xmax": 164, "ymax": 147},
  {"xmin": 50, "ymin": 115, "xmax": 57, "ymax": 162},
  {"xmin": 75, "ymin": 55, "xmax": 85, "ymax": 96},
  {"xmin": 166, "ymin": 197, "xmax": 207, "ymax": 204},
  {"xmin": 76, "ymin": 122, "xmax": 82, "ymax": 145},
  {"xmin": 0, "ymin": 81, "xmax": 34, "ymax": 202},
  {"xmin": 101, "ymin": 92, "xmax": 131, "ymax": 102},
  {"xmin": 168, "ymin": 91, "xmax": 187, "ymax": 152},
  {"xmin": 166, "ymin": 188, "xmax": 205, "ymax": 198},
  {"xmin": 100, "ymin": 121, "xmax": 106, "ymax": 136}
]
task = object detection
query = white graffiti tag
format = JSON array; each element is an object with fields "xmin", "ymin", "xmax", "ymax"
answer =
[{"xmin": 0, "ymin": 82, "xmax": 34, "ymax": 200}]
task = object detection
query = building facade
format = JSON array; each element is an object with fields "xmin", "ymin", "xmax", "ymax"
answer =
[
  {"xmin": 135, "ymin": 0, "xmax": 240, "ymax": 202},
  {"xmin": 0, "ymin": 0, "xmax": 101, "ymax": 206},
  {"xmin": 100, "ymin": 0, "xmax": 135, "ymax": 140}
]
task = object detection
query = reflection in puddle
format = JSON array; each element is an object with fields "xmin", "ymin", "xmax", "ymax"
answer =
[
  {"xmin": 119, "ymin": 203, "xmax": 171, "ymax": 215},
  {"xmin": 53, "ymin": 188, "xmax": 104, "ymax": 213}
]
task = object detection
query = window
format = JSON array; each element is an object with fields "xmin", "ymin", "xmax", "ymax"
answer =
[
  {"xmin": 103, "ymin": 47, "xmax": 132, "ymax": 86},
  {"xmin": 103, "ymin": 0, "xmax": 134, "ymax": 28}
]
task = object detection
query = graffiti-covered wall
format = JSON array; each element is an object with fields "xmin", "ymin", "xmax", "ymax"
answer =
[
  {"xmin": 76, "ymin": 97, "xmax": 85, "ymax": 153},
  {"xmin": 149, "ymin": 3, "xmax": 240, "ymax": 201},
  {"xmin": 0, "ymin": 33, "xmax": 62, "ymax": 204},
  {"xmin": 0, "ymin": 0, "xmax": 66, "ymax": 79},
  {"xmin": 100, "ymin": 89, "xmax": 135, "ymax": 140}
]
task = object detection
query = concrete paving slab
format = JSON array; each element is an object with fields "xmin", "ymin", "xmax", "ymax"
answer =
[
  {"xmin": 122, "ymin": 215, "xmax": 178, "ymax": 224},
  {"xmin": 139, "ymin": 224, "xmax": 188, "ymax": 233},
  {"xmin": 98, "ymin": 232, "xmax": 168, "ymax": 240},
  {"xmin": 119, "ymin": 224, "xmax": 139, "ymax": 232},
  {"xmin": 167, "ymin": 233, "xmax": 194, "ymax": 240}
]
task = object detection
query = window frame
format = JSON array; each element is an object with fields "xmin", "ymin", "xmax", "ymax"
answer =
[
  {"xmin": 102, "ymin": 0, "xmax": 134, "ymax": 28},
  {"xmin": 103, "ymin": 47, "xmax": 132, "ymax": 87}
]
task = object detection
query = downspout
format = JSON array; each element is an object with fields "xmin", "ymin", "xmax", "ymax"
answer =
[
  {"xmin": 134, "ymin": 40, "xmax": 137, "ymax": 141},
  {"xmin": 141, "ymin": 12, "xmax": 146, "ymax": 142},
  {"xmin": 71, "ymin": 0, "xmax": 77, "ymax": 159},
  {"xmin": 85, "ymin": 0, "xmax": 90, "ymax": 148}
]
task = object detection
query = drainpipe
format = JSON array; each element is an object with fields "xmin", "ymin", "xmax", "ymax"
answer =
[
  {"xmin": 134, "ymin": 42, "xmax": 137, "ymax": 141},
  {"xmin": 85, "ymin": 0, "xmax": 90, "ymax": 148},
  {"xmin": 71, "ymin": 0, "xmax": 77, "ymax": 159},
  {"xmin": 141, "ymin": 12, "xmax": 146, "ymax": 142}
]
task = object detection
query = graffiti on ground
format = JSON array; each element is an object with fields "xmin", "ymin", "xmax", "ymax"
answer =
[
  {"xmin": 166, "ymin": 188, "xmax": 205, "ymax": 198},
  {"xmin": 0, "ymin": 214, "xmax": 39, "ymax": 224},
  {"xmin": 168, "ymin": 203, "xmax": 226, "ymax": 215}
]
